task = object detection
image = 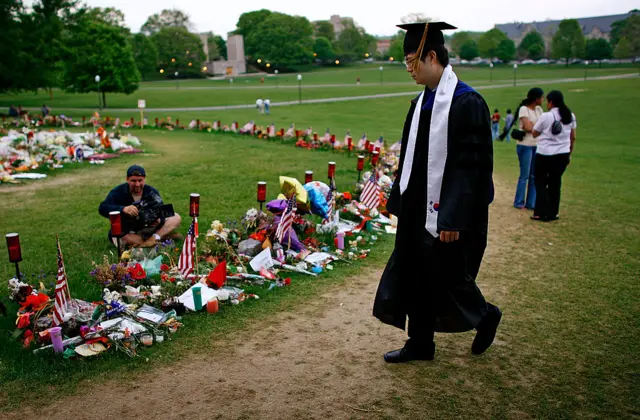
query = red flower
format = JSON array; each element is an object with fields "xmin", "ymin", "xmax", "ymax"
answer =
[
  {"xmin": 23, "ymin": 330, "xmax": 34, "ymax": 348},
  {"xmin": 284, "ymin": 277, "xmax": 291, "ymax": 286},
  {"xmin": 160, "ymin": 264, "xmax": 170, "ymax": 272},
  {"xmin": 169, "ymin": 277, "xmax": 176, "ymax": 283},
  {"xmin": 20, "ymin": 293, "xmax": 49, "ymax": 311},
  {"xmin": 343, "ymin": 192, "xmax": 352, "ymax": 200},
  {"xmin": 161, "ymin": 273, "xmax": 168, "ymax": 282},
  {"xmin": 16, "ymin": 312, "xmax": 33, "ymax": 329},
  {"xmin": 128, "ymin": 263, "xmax": 146, "ymax": 280}
]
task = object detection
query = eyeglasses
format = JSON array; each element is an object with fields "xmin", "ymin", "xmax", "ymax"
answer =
[{"xmin": 403, "ymin": 56, "xmax": 418, "ymax": 68}]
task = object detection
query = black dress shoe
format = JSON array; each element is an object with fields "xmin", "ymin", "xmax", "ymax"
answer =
[
  {"xmin": 472, "ymin": 305, "xmax": 502, "ymax": 355},
  {"xmin": 384, "ymin": 343, "xmax": 435, "ymax": 363}
]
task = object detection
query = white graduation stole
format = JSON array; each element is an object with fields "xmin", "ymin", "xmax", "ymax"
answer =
[{"xmin": 399, "ymin": 65, "xmax": 458, "ymax": 238}]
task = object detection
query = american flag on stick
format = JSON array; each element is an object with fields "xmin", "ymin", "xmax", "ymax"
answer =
[
  {"xmin": 360, "ymin": 172, "xmax": 381, "ymax": 210},
  {"xmin": 276, "ymin": 193, "xmax": 297, "ymax": 244},
  {"xmin": 53, "ymin": 235, "xmax": 71, "ymax": 326},
  {"xmin": 178, "ymin": 219, "xmax": 197, "ymax": 278}
]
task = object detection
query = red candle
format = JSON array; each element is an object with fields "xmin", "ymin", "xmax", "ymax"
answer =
[
  {"xmin": 190, "ymin": 193, "xmax": 200, "ymax": 217},
  {"xmin": 347, "ymin": 136, "xmax": 353, "ymax": 150},
  {"xmin": 196, "ymin": 119, "xmax": 200, "ymax": 128},
  {"xmin": 375, "ymin": 146, "xmax": 381, "ymax": 153},
  {"xmin": 109, "ymin": 212, "xmax": 122, "ymax": 237},
  {"xmin": 313, "ymin": 133, "xmax": 318, "ymax": 141},
  {"xmin": 357, "ymin": 155, "xmax": 365, "ymax": 171},
  {"xmin": 330, "ymin": 134, "xmax": 336, "ymax": 144},
  {"xmin": 130, "ymin": 117, "xmax": 134, "ymax": 124},
  {"xmin": 279, "ymin": 128, "xmax": 284, "ymax": 136},
  {"xmin": 305, "ymin": 171, "xmax": 313, "ymax": 184},
  {"xmin": 328, "ymin": 162, "xmax": 336, "ymax": 179},
  {"xmin": 155, "ymin": 117, "xmax": 159, "ymax": 126},
  {"xmin": 368, "ymin": 144, "xmax": 374, "ymax": 153},
  {"xmin": 176, "ymin": 119, "xmax": 180, "ymax": 126},
  {"xmin": 257, "ymin": 182, "xmax": 267, "ymax": 202},
  {"xmin": 372, "ymin": 151, "xmax": 379, "ymax": 166},
  {"xmin": 217, "ymin": 120, "xmax": 221, "ymax": 128},
  {"xmin": 364, "ymin": 140, "xmax": 370, "ymax": 152},
  {"xmin": 6, "ymin": 233, "xmax": 22, "ymax": 263}
]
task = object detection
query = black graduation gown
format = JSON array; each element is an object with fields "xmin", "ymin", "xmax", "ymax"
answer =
[{"xmin": 373, "ymin": 88, "xmax": 494, "ymax": 333}]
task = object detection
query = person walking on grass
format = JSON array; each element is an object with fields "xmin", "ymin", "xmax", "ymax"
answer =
[
  {"xmin": 373, "ymin": 21, "xmax": 501, "ymax": 364},
  {"xmin": 503, "ymin": 109, "xmax": 514, "ymax": 142},
  {"xmin": 491, "ymin": 109, "xmax": 500, "ymax": 140},
  {"xmin": 531, "ymin": 90, "xmax": 576, "ymax": 222},
  {"xmin": 513, "ymin": 87, "xmax": 544, "ymax": 210}
]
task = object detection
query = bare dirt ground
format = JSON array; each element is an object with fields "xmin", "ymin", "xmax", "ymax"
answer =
[{"xmin": 4, "ymin": 177, "xmax": 530, "ymax": 420}]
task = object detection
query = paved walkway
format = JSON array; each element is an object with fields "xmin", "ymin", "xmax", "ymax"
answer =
[{"xmin": 35, "ymin": 73, "xmax": 640, "ymax": 113}]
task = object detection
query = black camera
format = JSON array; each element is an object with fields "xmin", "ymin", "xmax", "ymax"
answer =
[{"xmin": 132, "ymin": 194, "xmax": 175, "ymax": 231}]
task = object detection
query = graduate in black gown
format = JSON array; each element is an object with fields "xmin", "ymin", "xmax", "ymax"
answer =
[{"xmin": 372, "ymin": 22, "xmax": 502, "ymax": 363}]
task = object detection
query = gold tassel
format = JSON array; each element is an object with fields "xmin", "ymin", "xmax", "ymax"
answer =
[{"xmin": 412, "ymin": 23, "xmax": 430, "ymax": 73}]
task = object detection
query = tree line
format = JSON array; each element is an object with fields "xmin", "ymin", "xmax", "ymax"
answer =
[
  {"xmin": 390, "ymin": 12, "xmax": 639, "ymax": 65},
  {"xmin": 0, "ymin": 1, "xmax": 225, "ymax": 103}
]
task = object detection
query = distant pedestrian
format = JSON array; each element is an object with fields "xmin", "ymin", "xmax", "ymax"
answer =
[
  {"xmin": 256, "ymin": 98, "xmax": 264, "ymax": 114},
  {"xmin": 41, "ymin": 104, "xmax": 50, "ymax": 117},
  {"xmin": 356, "ymin": 76, "xmax": 361, "ymax": 86},
  {"xmin": 531, "ymin": 90, "xmax": 576, "ymax": 222},
  {"xmin": 502, "ymin": 109, "xmax": 514, "ymax": 142},
  {"xmin": 491, "ymin": 109, "xmax": 500, "ymax": 140},
  {"xmin": 264, "ymin": 99, "xmax": 270, "ymax": 115},
  {"xmin": 8, "ymin": 104, "xmax": 18, "ymax": 118}
]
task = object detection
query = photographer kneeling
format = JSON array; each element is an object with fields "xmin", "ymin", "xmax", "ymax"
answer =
[{"xmin": 99, "ymin": 165, "xmax": 182, "ymax": 247}]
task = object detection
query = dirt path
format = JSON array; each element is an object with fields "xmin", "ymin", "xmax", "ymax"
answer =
[{"xmin": 5, "ymin": 177, "xmax": 525, "ymax": 420}]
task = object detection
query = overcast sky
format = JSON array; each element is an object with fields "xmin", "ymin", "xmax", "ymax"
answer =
[{"xmin": 24, "ymin": 0, "xmax": 639, "ymax": 37}]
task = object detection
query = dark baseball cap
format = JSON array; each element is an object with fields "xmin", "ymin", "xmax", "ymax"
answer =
[{"xmin": 126, "ymin": 165, "xmax": 146, "ymax": 177}]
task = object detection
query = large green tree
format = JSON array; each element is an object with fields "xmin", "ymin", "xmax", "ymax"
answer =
[
  {"xmin": 518, "ymin": 31, "xmax": 545, "ymax": 60},
  {"xmin": 335, "ymin": 23, "xmax": 370, "ymax": 61},
  {"xmin": 496, "ymin": 38, "xmax": 516, "ymax": 62},
  {"xmin": 478, "ymin": 28, "xmax": 509, "ymax": 58},
  {"xmin": 245, "ymin": 13, "xmax": 313, "ymax": 66},
  {"xmin": 314, "ymin": 20, "xmax": 335, "ymax": 41},
  {"xmin": 18, "ymin": 0, "xmax": 77, "ymax": 96},
  {"xmin": 131, "ymin": 33, "xmax": 159, "ymax": 80},
  {"xmin": 151, "ymin": 27, "xmax": 206, "ymax": 77},
  {"xmin": 584, "ymin": 38, "xmax": 613, "ymax": 60},
  {"xmin": 141, "ymin": 8, "xmax": 191, "ymax": 35},
  {"xmin": 314, "ymin": 37, "xmax": 335, "ymax": 62},
  {"xmin": 0, "ymin": 0, "xmax": 25, "ymax": 92},
  {"xmin": 551, "ymin": 19, "xmax": 585, "ymax": 66},
  {"xmin": 213, "ymin": 35, "xmax": 227, "ymax": 60},
  {"xmin": 459, "ymin": 39, "xmax": 479, "ymax": 61},
  {"xmin": 61, "ymin": 15, "xmax": 140, "ymax": 107},
  {"xmin": 613, "ymin": 37, "xmax": 632, "ymax": 58},
  {"xmin": 451, "ymin": 32, "xmax": 471, "ymax": 58},
  {"xmin": 613, "ymin": 14, "xmax": 640, "ymax": 56},
  {"xmin": 234, "ymin": 9, "xmax": 273, "ymax": 57}
]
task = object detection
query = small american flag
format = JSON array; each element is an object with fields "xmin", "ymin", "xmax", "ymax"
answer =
[
  {"xmin": 53, "ymin": 235, "xmax": 70, "ymax": 326},
  {"xmin": 276, "ymin": 193, "xmax": 297, "ymax": 244},
  {"xmin": 178, "ymin": 220, "xmax": 197, "ymax": 278},
  {"xmin": 361, "ymin": 172, "xmax": 381, "ymax": 210},
  {"xmin": 326, "ymin": 177, "xmax": 336, "ymax": 221}
]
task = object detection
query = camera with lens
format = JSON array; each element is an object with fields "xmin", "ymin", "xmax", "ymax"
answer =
[{"xmin": 132, "ymin": 193, "xmax": 175, "ymax": 231}]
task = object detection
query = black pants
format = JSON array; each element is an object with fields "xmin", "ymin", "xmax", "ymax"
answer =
[{"xmin": 534, "ymin": 153, "xmax": 570, "ymax": 220}]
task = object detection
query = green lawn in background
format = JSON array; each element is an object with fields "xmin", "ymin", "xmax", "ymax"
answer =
[
  {"xmin": 0, "ymin": 64, "xmax": 636, "ymax": 110},
  {"xmin": 0, "ymin": 76, "xmax": 638, "ymax": 417}
]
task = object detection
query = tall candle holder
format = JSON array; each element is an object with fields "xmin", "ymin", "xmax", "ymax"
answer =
[{"xmin": 6, "ymin": 233, "xmax": 22, "ymax": 280}]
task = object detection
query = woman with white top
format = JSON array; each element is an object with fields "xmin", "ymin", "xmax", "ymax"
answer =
[
  {"xmin": 513, "ymin": 87, "xmax": 544, "ymax": 210},
  {"xmin": 531, "ymin": 90, "xmax": 576, "ymax": 221}
]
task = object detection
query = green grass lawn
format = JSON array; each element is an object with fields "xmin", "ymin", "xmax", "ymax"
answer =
[
  {"xmin": 0, "ymin": 64, "xmax": 636, "ymax": 110},
  {"xmin": 0, "ymin": 76, "xmax": 638, "ymax": 417}
]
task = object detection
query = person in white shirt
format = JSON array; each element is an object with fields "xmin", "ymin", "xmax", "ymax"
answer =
[
  {"xmin": 256, "ymin": 98, "xmax": 264, "ymax": 114},
  {"xmin": 531, "ymin": 90, "xmax": 576, "ymax": 222},
  {"xmin": 513, "ymin": 87, "xmax": 544, "ymax": 210}
]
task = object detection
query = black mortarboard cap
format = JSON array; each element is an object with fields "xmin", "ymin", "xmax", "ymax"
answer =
[{"xmin": 397, "ymin": 22, "xmax": 457, "ymax": 57}]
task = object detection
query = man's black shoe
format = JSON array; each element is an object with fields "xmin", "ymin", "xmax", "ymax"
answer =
[
  {"xmin": 384, "ymin": 343, "xmax": 435, "ymax": 363},
  {"xmin": 472, "ymin": 305, "xmax": 502, "ymax": 355}
]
